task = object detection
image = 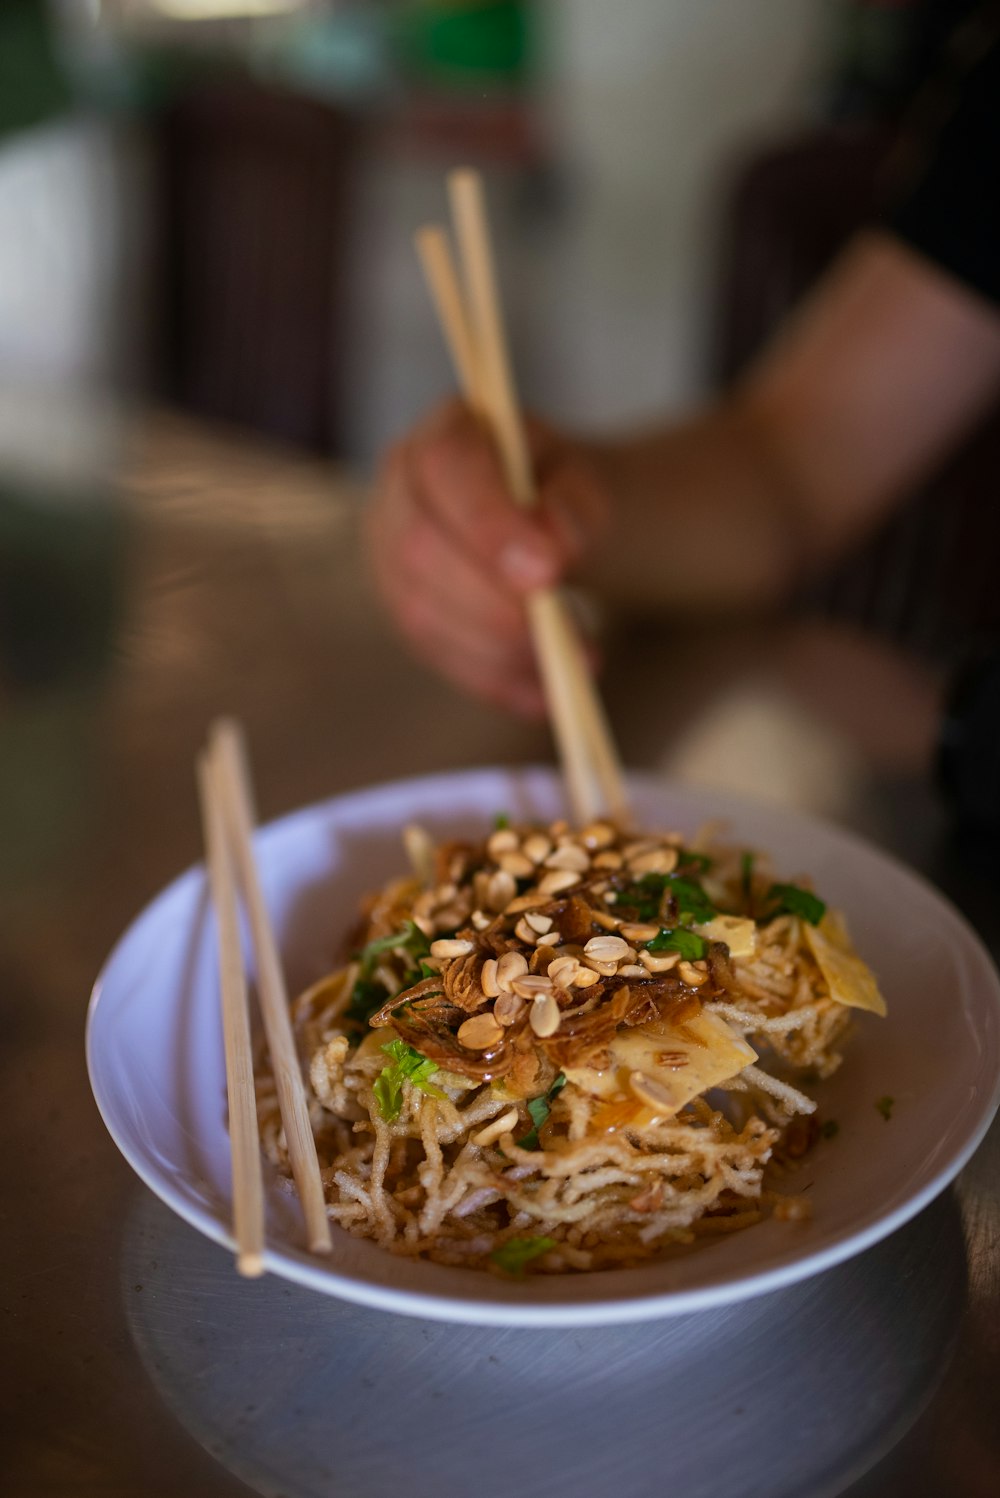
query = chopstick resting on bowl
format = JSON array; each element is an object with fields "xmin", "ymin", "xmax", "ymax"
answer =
[
  {"xmin": 196, "ymin": 747, "xmax": 265, "ymax": 1277},
  {"xmin": 198, "ymin": 719, "xmax": 333, "ymax": 1271},
  {"xmin": 414, "ymin": 169, "xmax": 629, "ymax": 828}
]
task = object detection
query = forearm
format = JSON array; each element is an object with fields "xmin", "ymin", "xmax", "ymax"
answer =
[
  {"xmin": 580, "ymin": 233, "xmax": 1000, "ymax": 619},
  {"xmin": 370, "ymin": 235, "xmax": 1000, "ymax": 715},
  {"xmin": 581, "ymin": 399, "xmax": 807, "ymax": 615}
]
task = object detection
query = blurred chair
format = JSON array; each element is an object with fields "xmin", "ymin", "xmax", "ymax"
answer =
[
  {"xmin": 155, "ymin": 81, "xmax": 357, "ymax": 455},
  {"xmin": 713, "ymin": 124, "xmax": 1000, "ymax": 660}
]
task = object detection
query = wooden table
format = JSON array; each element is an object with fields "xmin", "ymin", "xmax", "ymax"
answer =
[{"xmin": 1, "ymin": 409, "xmax": 996, "ymax": 1497}]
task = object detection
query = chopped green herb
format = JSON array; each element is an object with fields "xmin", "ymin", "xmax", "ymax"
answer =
[
  {"xmin": 345, "ymin": 976, "xmax": 389, "ymax": 1025},
  {"xmin": 624, "ymin": 889, "xmax": 661, "ymax": 922},
  {"xmin": 740, "ymin": 851, "xmax": 755, "ymax": 905},
  {"xmin": 373, "ymin": 1066, "xmax": 404, "ymax": 1122},
  {"xmin": 682, "ymin": 850, "xmax": 714, "ymax": 874},
  {"xmin": 623, "ymin": 872, "xmax": 717, "ymax": 925},
  {"xmin": 820, "ymin": 1119, "xmax": 840, "ymax": 1140},
  {"xmin": 401, "ymin": 959, "xmax": 438, "ymax": 991},
  {"xmin": 646, "ymin": 928, "xmax": 707, "ymax": 960},
  {"xmin": 383, "ymin": 1040, "xmax": 446, "ymax": 1092},
  {"xmin": 493, "ymin": 812, "xmax": 511, "ymax": 830},
  {"xmin": 373, "ymin": 1040, "xmax": 446, "ymax": 1121},
  {"xmin": 766, "ymin": 883, "xmax": 826, "ymax": 927},
  {"xmin": 666, "ymin": 876, "xmax": 717, "ymax": 925},
  {"xmin": 347, "ymin": 920, "xmax": 432, "ymax": 1024},
  {"xmin": 356, "ymin": 919, "xmax": 431, "ymax": 974},
  {"xmin": 515, "ymin": 1073, "xmax": 567, "ymax": 1151},
  {"xmin": 490, "ymin": 1236, "xmax": 555, "ymax": 1277},
  {"xmin": 876, "ymin": 1095, "xmax": 895, "ymax": 1122}
]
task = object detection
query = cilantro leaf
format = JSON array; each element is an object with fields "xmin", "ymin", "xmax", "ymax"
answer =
[
  {"xmin": 493, "ymin": 812, "xmax": 511, "ymax": 830},
  {"xmin": 876, "ymin": 1095, "xmax": 894, "ymax": 1122},
  {"xmin": 515, "ymin": 1073, "xmax": 567, "ymax": 1151},
  {"xmin": 646, "ymin": 928, "xmax": 707, "ymax": 960},
  {"xmin": 382, "ymin": 1039, "xmax": 446, "ymax": 1095},
  {"xmin": 345, "ymin": 976, "xmax": 390, "ymax": 1025},
  {"xmin": 355, "ymin": 920, "xmax": 431, "ymax": 976},
  {"xmin": 490, "ymin": 1236, "xmax": 555, "ymax": 1276},
  {"xmin": 619, "ymin": 872, "xmax": 668, "ymax": 920},
  {"xmin": 399, "ymin": 959, "xmax": 439, "ymax": 989},
  {"xmin": 766, "ymin": 883, "xmax": 826, "ymax": 926},
  {"xmin": 373, "ymin": 1040, "xmax": 446, "ymax": 1121},
  {"xmin": 373, "ymin": 1066, "xmax": 404, "ymax": 1122},
  {"xmin": 682, "ymin": 850, "xmax": 713, "ymax": 874},
  {"xmin": 622, "ymin": 871, "xmax": 716, "ymax": 925},
  {"xmin": 668, "ymin": 876, "xmax": 717, "ymax": 925},
  {"xmin": 347, "ymin": 921, "xmax": 433, "ymax": 1024}
]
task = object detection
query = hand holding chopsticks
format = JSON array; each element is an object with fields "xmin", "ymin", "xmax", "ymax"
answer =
[
  {"xmin": 415, "ymin": 169, "xmax": 628, "ymax": 827},
  {"xmin": 197, "ymin": 718, "xmax": 332, "ymax": 1275}
]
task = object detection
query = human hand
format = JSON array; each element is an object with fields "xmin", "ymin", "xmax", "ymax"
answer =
[{"xmin": 366, "ymin": 400, "xmax": 610, "ymax": 716}]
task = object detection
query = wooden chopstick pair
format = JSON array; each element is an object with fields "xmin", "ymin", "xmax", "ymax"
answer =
[
  {"xmin": 415, "ymin": 169, "xmax": 629, "ymax": 828},
  {"xmin": 196, "ymin": 718, "xmax": 332, "ymax": 1276}
]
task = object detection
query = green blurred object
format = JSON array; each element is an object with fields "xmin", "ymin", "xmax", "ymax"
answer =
[
  {"xmin": 0, "ymin": 688, "xmax": 99, "ymax": 888},
  {"xmin": 394, "ymin": 0, "xmax": 530, "ymax": 88},
  {"xmin": 828, "ymin": 0, "xmax": 922, "ymax": 119},
  {"xmin": 0, "ymin": 486, "xmax": 125, "ymax": 694},
  {"xmin": 0, "ymin": 477, "xmax": 125, "ymax": 883},
  {"xmin": 0, "ymin": 0, "xmax": 74, "ymax": 139}
]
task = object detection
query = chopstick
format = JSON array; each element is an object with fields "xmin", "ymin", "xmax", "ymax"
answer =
[
  {"xmin": 196, "ymin": 749, "xmax": 265, "ymax": 1277},
  {"xmin": 208, "ymin": 718, "xmax": 333, "ymax": 1257},
  {"xmin": 413, "ymin": 170, "xmax": 629, "ymax": 824},
  {"xmin": 412, "ymin": 224, "xmax": 601, "ymax": 818},
  {"xmin": 447, "ymin": 170, "xmax": 536, "ymax": 507},
  {"xmin": 414, "ymin": 226, "xmax": 487, "ymax": 418}
]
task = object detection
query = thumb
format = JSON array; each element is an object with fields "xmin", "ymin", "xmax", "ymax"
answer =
[{"xmin": 497, "ymin": 524, "xmax": 565, "ymax": 590}]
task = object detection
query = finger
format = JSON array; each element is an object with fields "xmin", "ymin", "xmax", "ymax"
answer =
[
  {"xmin": 370, "ymin": 439, "xmax": 535, "ymax": 653},
  {"xmin": 367, "ymin": 435, "xmax": 419, "ymax": 571},
  {"xmin": 412, "ymin": 404, "xmax": 568, "ymax": 592},
  {"xmin": 536, "ymin": 449, "xmax": 611, "ymax": 567},
  {"xmin": 398, "ymin": 495, "xmax": 535, "ymax": 648},
  {"xmin": 367, "ymin": 437, "xmax": 435, "ymax": 614},
  {"xmin": 399, "ymin": 590, "xmax": 548, "ymax": 719},
  {"xmin": 520, "ymin": 413, "xmax": 611, "ymax": 569},
  {"xmin": 397, "ymin": 574, "xmax": 603, "ymax": 723},
  {"xmin": 395, "ymin": 581, "xmax": 539, "ymax": 680}
]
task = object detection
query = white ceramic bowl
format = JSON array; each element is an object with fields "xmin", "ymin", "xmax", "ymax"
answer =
[{"xmin": 87, "ymin": 767, "xmax": 1000, "ymax": 1326}]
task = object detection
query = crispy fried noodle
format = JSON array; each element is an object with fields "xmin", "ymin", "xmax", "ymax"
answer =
[{"xmin": 256, "ymin": 817, "xmax": 886, "ymax": 1276}]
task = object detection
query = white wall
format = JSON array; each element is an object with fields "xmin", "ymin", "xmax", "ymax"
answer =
[
  {"xmin": 0, "ymin": 4, "xmax": 832, "ymax": 466},
  {"xmin": 344, "ymin": 0, "xmax": 830, "ymax": 463},
  {"xmin": 0, "ymin": 120, "xmax": 126, "ymax": 388},
  {"xmin": 0, "ymin": 119, "xmax": 140, "ymax": 492},
  {"xmin": 536, "ymin": 0, "xmax": 830, "ymax": 428}
]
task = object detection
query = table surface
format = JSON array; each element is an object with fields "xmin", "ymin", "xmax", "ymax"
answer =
[{"xmin": 2, "ymin": 410, "xmax": 997, "ymax": 1498}]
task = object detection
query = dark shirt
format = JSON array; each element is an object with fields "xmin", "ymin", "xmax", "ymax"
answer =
[
  {"xmin": 887, "ymin": 3, "xmax": 1000, "ymax": 306},
  {"xmin": 806, "ymin": 3, "xmax": 1000, "ymax": 662}
]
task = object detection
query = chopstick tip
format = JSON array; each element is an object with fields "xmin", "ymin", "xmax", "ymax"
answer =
[{"xmin": 209, "ymin": 713, "xmax": 242, "ymax": 750}]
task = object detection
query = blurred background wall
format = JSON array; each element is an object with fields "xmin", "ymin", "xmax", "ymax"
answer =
[
  {"xmin": 0, "ymin": 0, "xmax": 844, "ymax": 467},
  {"xmin": 344, "ymin": 0, "xmax": 830, "ymax": 452},
  {"xmin": 1, "ymin": 0, "xmax": 970, "ymax": 860},
  {"xmin": 4, "ymin": 0, "xmax": 958, "ymax": 726}
]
